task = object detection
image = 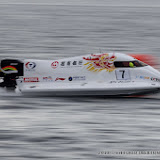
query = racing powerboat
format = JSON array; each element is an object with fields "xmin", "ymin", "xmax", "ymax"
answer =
[{"xmin": 0, "ymin": 52, "xmax": 160, "ymax": 96}]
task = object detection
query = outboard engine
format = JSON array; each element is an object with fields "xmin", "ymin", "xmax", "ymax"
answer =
[{"xmin": 0, "ymin": 59, "xmax": 23, "ymax": 90}]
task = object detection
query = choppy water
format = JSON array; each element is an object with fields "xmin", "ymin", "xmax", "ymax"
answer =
[{"xmin": 1, "ymin": 4, "xmax": 160, "ymax": 160}]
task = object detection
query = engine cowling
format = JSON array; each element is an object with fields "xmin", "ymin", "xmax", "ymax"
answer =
[{"xmin": 0, "ymin": 59, "xmax": 24, "ymax": 88}]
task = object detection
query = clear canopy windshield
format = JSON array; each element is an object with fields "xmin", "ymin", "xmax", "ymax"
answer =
[{"xmin": 114, "ymin": 60, "xmax": 148, "ymax": 68}]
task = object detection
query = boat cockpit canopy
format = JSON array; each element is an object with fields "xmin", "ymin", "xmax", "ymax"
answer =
[{"xmin": 114, "ymin": 60, "xmax": 148, "ymax": 68}]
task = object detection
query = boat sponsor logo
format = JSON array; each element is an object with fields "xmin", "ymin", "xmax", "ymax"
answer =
[
  {"xmin": 43, "ymin": 76, "xmax": 53, "ymax": 82},
  {"xmin": 25, "ymin": 62, "xmax": 36, "ymax": 70},
  {"xmin": 136, "ymin": 76, "xmax": 160, "ymax": 82},
  {"xmin": 1, "ymin": 65, "xmax": 18, "ymax": 72},
  {"xmin": 68, "ymin": 77, "xmax": 73, "ymax": 81},
  {"xmin": 10, "ymin": 63, "xmax": 18, "ymax": 66},
  {"xmin": 60, "ymin": 60, "xmax": 83, "ymax": 68},
  {"xmin": 151, "ymin": 77, "xmax": 160, "ymax": 82},
  {"xmin": 55, "ymin": 77, "xmax": 66, "ymax": 81},
  {"xmin": 136, "ymin": 75, "xmax": 150, "ymax": 80},
  {"xmin": 51, "ymin": 61, "xmax": 59, "ymax": 69},
  {"xmin": 110, "ymin": 80, "xmax": 135, "ymax": 83},
  {"xmin": 24, "ymin": 77, "xmax": 39, "ymax": 82},
  {"xmin": 30, "ymin": 86, "xmax": 36, "ymax": 88},
  {"xmin": 68, "ymin": 76, "xmax": 86, "ymax": 81},
  {"xmin": 83, "ymin": 53, "xmax": 117, "ymax": 72}
]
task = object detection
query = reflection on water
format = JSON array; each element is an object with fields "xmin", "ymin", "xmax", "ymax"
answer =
[
  {"xmin": 0, "ymin": 96, "xmax": 160, "ymax": 159},
  {"xmin": 0, "ymin": 4, "xmax": 160, "ymax": 159}
]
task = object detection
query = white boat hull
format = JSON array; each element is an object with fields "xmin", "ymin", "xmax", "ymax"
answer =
[{"xmin": 19, "ymin": 82, "xmax": 160, "ymax": 96}]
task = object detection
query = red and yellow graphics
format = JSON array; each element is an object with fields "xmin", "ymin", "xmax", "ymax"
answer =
[
  {"xmin": 83, "ymin": 53, "xmax": 117, "ymax": 72},
  {"xmin": 2, "ymin": 66, "xmax": 17, "ymax": 71}
]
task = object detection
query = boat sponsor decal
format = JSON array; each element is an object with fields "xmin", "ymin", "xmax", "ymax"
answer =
[
  {"xmin": 68, "ymin": 77, "xmax": 73, "ymax": 81},
  {"xmin": 51, "ymin": 61, "xmax": 59, "ymax": 69},
  {"xmin": 68, "ymin": 76, "xmax": 86, "ymax": 81},
  {"xmin": 151, "ymin": 77, "xmax": 160, "ymax": 82},
  {"xmin": 25, "ymin": 62, "xmax": 36, "ymax": 71},
  {"xmin": 136, "ymin": 76, "xmax": 160, "ymax": 82},
  {"xmin": 83, "ymin": 53, "xmax": 116, "ymax": 72},
  {"xmin": 30, "ymin": 86, "xmax": 36, "ymax": 88},
  {"xmin": 136, "ymin": 76, "xmax": 150, "ymax": 80},
  {"xmin": 67, "ymin": 61, "xmax": 71, "ymax": 66},
  {"xmin": 110, "ymin": 80, "xmax": 135, "ymax": 83},
  {"xmin": 24, "ymin": 77, "xmax": 39, "ymax": 82},
  {"xmin": 60, "ymin": 60, "xmax": 83, "ymax": 68},
  {"xmin": 55, "ymin": 77, "xmax": 66, "ymax": 81},
  {"xmin": 78, "ymin": 60, "xmax": 83, "ymax": 65},
  {"xmin": 43, "ymin": 76, "xmax": 53, "ymax": 82},
  {"xmin": 10, "ymin": 63, "xmax": 18, "ymax": 65},
  {"xmin": 61, "ymin": 61, "xmax": 65, "ymax": 66},
  {"xmin": 1, "ymin": 66, "xmax": 18, "ymax": 72}
]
